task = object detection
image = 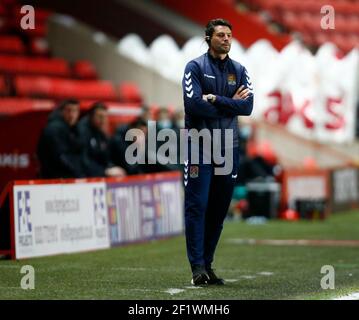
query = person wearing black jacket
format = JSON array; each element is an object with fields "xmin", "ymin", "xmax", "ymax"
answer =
[
  {"xmin": 79, "ymin": 102, "xmax": 126, "ymax": 178},
  {"xmin": 37, "ymin": 99, "xmax": 87, "ymax": 179},
  {"xmin": 110, "ymin": 118, "xmax": 148, "ymax": 175}
]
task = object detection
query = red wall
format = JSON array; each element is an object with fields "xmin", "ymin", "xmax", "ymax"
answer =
[{"xmin": 0, "ymin": 110, "xmax": 49, "ymax": 192}]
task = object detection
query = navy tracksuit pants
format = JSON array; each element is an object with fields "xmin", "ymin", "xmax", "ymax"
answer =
[{"xmin": 184, "ymin": 147, "xmax": 239, "ymax": 269}]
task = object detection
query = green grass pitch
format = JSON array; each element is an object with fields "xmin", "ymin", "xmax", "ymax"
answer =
[{"xmin": 1, "ymin": 210, "xmax": 359, "ymax": 300}]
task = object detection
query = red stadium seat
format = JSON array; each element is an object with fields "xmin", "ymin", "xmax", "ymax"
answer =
[
  {"xmin": 314, "ymin": 32, "xmax": 329, "ymax": 46},
  {"xmin": 329, "ymin": 33, "xmax": 350, "ymax": 52},
  {"xmin": 0, "ymin": 75, "xmax": 9, "ymax": 96},
  {"xmin": 250, "ymin": 0, "xmax": 359, "ymax": 54},
  {"xmin": 14, "ymin": 76, "xmax": 118, "ymax": 100},
  {"xmin": 72, "ymin": 60, "xmax": 98, "ymax": 79},
  {"xmin": 0, "ymin": 4, "xmax": 7, "ymax": 16},
  {"xmin": 118, "ymin": 82, "xmax": 143, "ymax": 104},
  {"xmin": 0, "ymin": 36, "xmax": 25, "ymax": 54},
  {"xmin": 0, "ymin": 16, "xmax": 10, "ymax": 34},
  {"xmin": 346, "ymin": 16, "xmax": 359, "ymax": 34},
  {"xmin": 0, "ymin": 55, "xmax": 71, "ymax": 76},
  {"xmin": 303, "ymin": 13, "xmax": 322, "ymax": 32}
]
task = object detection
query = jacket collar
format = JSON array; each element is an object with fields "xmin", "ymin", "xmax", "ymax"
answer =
[{"xmin": 206, "ymin": 50, "xmax": 230, "ymax": 70}]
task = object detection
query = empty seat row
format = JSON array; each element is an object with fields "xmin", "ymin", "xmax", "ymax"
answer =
[
  {"xmin": 241, "ymin": 0, "xmax": 359, "ymax": 53},
  {"xmin": 283, "ymin": 12, "xmax": 359, "ymax": 34},
  {"xmin": 0, "ymin": 55, "xmax": 71, "ymax": 76},
  {"xmin": 0, "ymin": 36, "xmax": 24, "ymax": 54},
  {"xmin": 0, "ymin": 54, "xmax": 98, "ymax": 78},
  {"xmin": 14, "ymin": 76, "xmax": 118, "ymax": 100},
  {"xmin": 0, "ymin": 35, "xmax": 50, "ymax": 56},
  {"xmin": 258, "ymin": 0, "xmax": 359, "ymax": 15},
  {"xmin": 12, "ymin": 76, "xmax": 143, "ymax": 102}
]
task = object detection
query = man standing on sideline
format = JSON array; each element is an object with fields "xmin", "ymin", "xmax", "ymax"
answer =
[{"xmin": 182, "ymin": 18, "xmax": 254, "ymax": 285}]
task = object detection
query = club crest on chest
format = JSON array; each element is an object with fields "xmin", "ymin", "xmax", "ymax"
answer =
[
  {"xmin": 227, "ymin": 74, "xmax": 236, "ymax": 86},
  {"xmin": 190, "ymin": 166, "xmax": 199, "ymax": 178}
]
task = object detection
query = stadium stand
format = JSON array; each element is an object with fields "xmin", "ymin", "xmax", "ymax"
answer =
[
  {"xmin": 0, "ymin": 75, "xmax": 8, "ymax": 96},
  {"xmin": 72, "ymin": 60, "xmax": 98, "ymax": 80},
  {"xmin": 240, "ymin": 0, "xmax": 359, "ymax": 53},
  {"xmin": 14, "ymin": 76, "xmax": 118, "ymax": 100},
  {"xmin": 0, "ymin": 0, "xmax": 357, "ymax": 200},
  {"xmin": 0, "ymin": 0, "xmax": 358, "ymax": 283},
  {"xmin": 0, "ymin": 55, "xmax": 71, "ymax": 76},
  {"xmin": 118, "ymin": 82, "xmax": 144, "ymax": 104},
  {"xmin": 0, "ymin": 0, "xmax": 150, "ymax": 192},
  {"xmin": 0, "ymin": 35, "xmax": 25, "ymax": 54}
]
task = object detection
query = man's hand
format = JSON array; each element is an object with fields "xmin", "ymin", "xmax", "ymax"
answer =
[
  {"xmin": 202, "ymin": 94, "xmax": 216, "ymax": 103},
  {"xmin": 233, "ymin": 85, "xmax": 250, "ymax": 100},
  {"xmin": 105, "ymin": 166, "xmax": 127, "ymax": 177}
]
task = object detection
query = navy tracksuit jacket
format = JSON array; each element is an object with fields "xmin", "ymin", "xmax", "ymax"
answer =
[{"xmin": 182, "ymin": 51, "xmax": 254, "ymax": 268}]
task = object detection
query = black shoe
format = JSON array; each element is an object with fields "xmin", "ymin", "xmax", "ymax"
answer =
[
  {"xmin": 191, "ymin": 265, "xmax": 209, "ymax": 286},
  {"xmin": 206, "ymin": 268, "xmax": 225, "ymax": 285}
]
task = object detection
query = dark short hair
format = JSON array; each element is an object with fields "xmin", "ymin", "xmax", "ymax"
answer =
[
  {"xmin": 130, "ymin": 117, "xmax": 147, "ymax": 129},
  {"xmin": 205, "ymin": 18, "xmax": 232, "ymax": 45},
  {"xmin": 88, "ymin": 101, "xmax": 107, "ymax": 118},
  {"xmin": 58, "ymin": 99, "xmax": 80, "ymax": 110}
]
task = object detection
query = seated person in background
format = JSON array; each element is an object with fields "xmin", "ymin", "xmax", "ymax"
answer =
[
  {"xmin": 110, "ymin": 118, "xmax": 148, "ymax": 175},
  {"xmin": 170, "ymin": 109, "xmax": 185, "ymax": 171},
  {"xmin": 139, "ymin": 104, "xmax": 153, "ymax": 123},
  {"xmin": 155, "ymin": 107, "xmax": 184, "ymax": 172},
  {"xmin": 78, "ymin": 102, "xmax": 126, "ymax": 178},
  {"xmin": 172, "ymin": 109, "xmax": 185, "ymax": 131},
  {"xmin": 157, "ymin": 107, "xmax": 174, "ymax": 130},
  {"xmin": 37, "ymin": 99, "xmax": 87, "ymax": 179}
]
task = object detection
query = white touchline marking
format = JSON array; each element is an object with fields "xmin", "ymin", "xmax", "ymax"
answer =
[
  {"xmin": 111, "ymin": 267, "xmax": 147, "ymax": 271},
  {"xmin": 164, "ymin": 288, "xmax": 185, "ymax": 295},
  {"xmin": 227, "ymin": 238, "xmax": 359, "ymax": 247},
  {"xmin": 128, "ymin": 288, "xmax": 162, "ymax": 293},
  {"xmin": 184, "ymin": 286, "xmax": 202, "ymax": 289},
  {"xmin": 240, "ymin": 275, "xmax": 256, "ymax": 279},
  {"xmin": 224, "ymin": 279, "xmax": 239, "ymax": 283},
  {"xmin": 257, "ymin": 272, "xmax": 274, "ymax": 276},
  {"xmin": 333, "ymin": 292, "xmax": 359, "ymax": 300},
  {"xmin": 77, "ymin": 284, "xmax": 164, "ymax": 294}
]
